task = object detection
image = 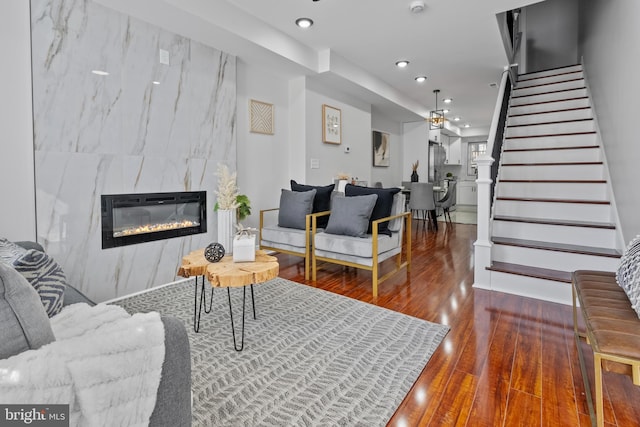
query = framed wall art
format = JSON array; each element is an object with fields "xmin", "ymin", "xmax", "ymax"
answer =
[
  {"xmin": 372, "ymin": 130, "xmax": 390, "ymax": 167},
  {"xmin": 322, "ymin": 104, "xmax": 341, "ymax": 144},
  {"xmin": 249, "ymin": 99, "xmax": 274, "ymax": 135}
]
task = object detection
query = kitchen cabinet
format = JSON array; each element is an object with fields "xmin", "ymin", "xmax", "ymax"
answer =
[
  {"xmin": 457, "ymin": 181, "xmax": 477, "ymax": 205},
  {"xmin": 444, "ymin": 137, "xmax": 462, "ymax": 165}
]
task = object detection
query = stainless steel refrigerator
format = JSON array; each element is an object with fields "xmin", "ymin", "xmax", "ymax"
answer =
[{"xmin": 428, "ymin": 141, "xmax": 446, "ymax": 185}]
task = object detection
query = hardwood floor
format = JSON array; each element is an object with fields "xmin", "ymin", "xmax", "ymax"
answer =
[{"xmin": 275, "ymin": 221, "xmax": 640, "ymax": 426}]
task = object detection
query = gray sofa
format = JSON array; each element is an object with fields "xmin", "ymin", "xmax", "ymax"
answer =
[{"xmin": 2, "ymin": 241, "xmax": 192, "ymax": 427}]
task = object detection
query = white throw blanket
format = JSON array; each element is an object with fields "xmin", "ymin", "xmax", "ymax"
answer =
[{"xmin": 0, "ymin": 303, "xmax": 165, "ymax": 427}]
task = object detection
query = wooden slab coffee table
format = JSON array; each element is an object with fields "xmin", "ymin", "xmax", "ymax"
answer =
[{"xmin": 178, "ymin": 249, "xmax": 279, "ymax": 351}]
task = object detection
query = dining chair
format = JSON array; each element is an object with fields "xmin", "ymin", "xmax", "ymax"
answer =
[
  {"xmin": 408, "ymin": 182, "xmax": 437, "ymax": 230},
  {"xmin": 435, "ymin": 181, "xmax": 457, "ymax": 224}
]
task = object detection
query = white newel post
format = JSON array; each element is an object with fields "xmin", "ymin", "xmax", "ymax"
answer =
[
  {"xmin": 473, "ymin": 155, "xmax": 494, "ymax": 289},
  {"xmin": 217, "ymin": 209, "xmax": 236, "ymax": 254}
]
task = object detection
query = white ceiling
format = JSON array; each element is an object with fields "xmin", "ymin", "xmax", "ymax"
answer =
[{"xmin": 99, "ymin": 0, "xmax": 539, "ymax": 128}]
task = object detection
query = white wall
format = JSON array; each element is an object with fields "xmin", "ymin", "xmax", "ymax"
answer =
[
  {"xmin": 523, "ymin": 0, "xmax": 579, "ymax": 73},
  {"xmin": 305, "ymin": 89, "xmax": 372, "ymax": 186},
  {"xmin": 371, "ymin": 110, "xmax": 403, "ymax": 188},
  {"xmin": 0, "ymin": 1, "xmax": 36, "ymax": 240},
  {"xmin": 236, "ymin": 60, "xmax": 291, "ymax": 229},
  {"xmin": 579, "ymin": 0, "xmax": 640, "ymax": 242},
  {"xmin": 402, "ymin": 121, "xmax": 429, "ymax": 183}
]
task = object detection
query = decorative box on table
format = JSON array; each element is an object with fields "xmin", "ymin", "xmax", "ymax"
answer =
[{"xmin": 233, "ymin": 233, "xmax": 256, "ymax": 262}]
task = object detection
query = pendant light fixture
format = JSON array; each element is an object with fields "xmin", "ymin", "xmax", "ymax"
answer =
[{"xmin": 430, "ymin": 89, "xmax": 445, "ymax": 130}]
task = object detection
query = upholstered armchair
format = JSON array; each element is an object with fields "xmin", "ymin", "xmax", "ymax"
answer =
[
  {"xmin": 311, "ymin": 190, "xmax": 411, "ymax": 297},
  {"xmin": 259, "ymin": 181, "xmax": 334, "ymax": 280}
]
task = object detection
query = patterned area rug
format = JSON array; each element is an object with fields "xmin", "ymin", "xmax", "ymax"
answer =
[{"xmin": 113, "ymin": 278, "xmax": 448, "ymax": 426}]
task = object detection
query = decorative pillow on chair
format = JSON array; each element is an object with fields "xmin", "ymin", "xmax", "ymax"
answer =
[
  {"xmin": 344, "ymin": 184, "xmax": 401, "ymax": 236},
  {"xmin": 0, "ymin": 262, "xmax": 56, "ymax": 359},
  {"xmin": 278, "ymin": 189, "xmax": 316, "ymax": 230},
  {"xmin": 12, "ymin": 249, "xmax": 67, "ymax": 317},
  {"xmin": 616, "ymin": 235, "xmax": 640, "ymax": 318},
  {"xmin": 325, "ymin": 194, "xmax": 378, "ymax": 238},
  {"xmin": 0, "ymin": 238, "xmax": 27, "ymax": 264},
  {"xmin": 290, "ymin": 180, "xmax": 335, "ymax": 228}
]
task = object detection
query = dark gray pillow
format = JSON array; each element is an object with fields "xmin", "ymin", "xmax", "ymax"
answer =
[
  {"xmin": 0, "ymin": 262, "xmax": 56, "ymax": 359},
  {"xmin": 12, "ymin": 250, "xmax": 67, "ymax": 317},
  {"xmin": 278, "ymin": 189, "xmax": 316, "ymax": 230},
  {"xmin": 325, "ymin": 194, "xmax": 378, "ymax": 237}
]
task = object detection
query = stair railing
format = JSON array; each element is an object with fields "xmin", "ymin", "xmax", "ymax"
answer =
[{"xmin": 473, "ymin": 69, "xmax": 512, "ymax": 289}]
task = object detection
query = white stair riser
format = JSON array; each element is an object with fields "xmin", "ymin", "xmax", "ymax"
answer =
[
  {"xmin": 487, "ymin": 271, "xmax": 572, "ymax": 306},
  {"xmin": 509, "ymin": 98, "xmax": 590, "ymax": 116},
  {"xmin": 493, "ymin": 200, "xmax": 611, "ymax": 222},
  {"xmin": 492, "ymin": 245, "xmax": 620, "ymax": 272},
  {"xmin": 504, "ymin": 133, "xmax": 597, "ymax": 150},
  {"xmin": 492, "ymin": 221, "xmax": 617, "ymax": 248},
  {"xmin": 499, "ymin": 164, "xmax": 604, "ymax": 180},
  {"xmin": 516, "ymin": 71, "xmax": 584, "ymax": 89},
  {"xmin": 502, "ymin": 148, "xmax": 601, "ymax": 163},
  {"xmin": 512, "ymin": 79, "xmax": 585, "ymax": 97},
  {"xmin": 508, "ymin": 108, "xmax": 592, "ymax": 126},
  {"xmin": 511, "ymin": 88, "xmax": 587, "ymax": 106},
  {"xmin": 496, "ymin": 182, "xmax": 608, "ymax": 200},
  {"xmin": 505, "ymin": 120, "xmax": 595, "ymax": 137},
  {"xmin": 518, "ymin": 65, "xmax": 583, "ymax": 81}
]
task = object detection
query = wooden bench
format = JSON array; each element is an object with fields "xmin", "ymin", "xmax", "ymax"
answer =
[{"xmin": 572, "ymin": 270, "xmax": 640, "ymax": 427}]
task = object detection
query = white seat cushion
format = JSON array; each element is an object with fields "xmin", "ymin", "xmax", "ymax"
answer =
[
  {"xmin": 314, "ymin": 231, "xmax": 399, "ymax": 258},
  {"xmin": 261, "ymin": 225, "xmax": 307, "ymax": 249}
]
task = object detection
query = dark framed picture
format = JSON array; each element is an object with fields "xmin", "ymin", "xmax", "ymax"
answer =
[{"xmin": 372, "ymin": 130, "xmax": 390, "ymax": 167}]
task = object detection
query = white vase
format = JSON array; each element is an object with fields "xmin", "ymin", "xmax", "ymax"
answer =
[{"xmin": 217, "ymin": 208, "xmax": 236, "ymax": 254}]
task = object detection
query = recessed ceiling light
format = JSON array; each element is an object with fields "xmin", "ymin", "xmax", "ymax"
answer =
[
  {"xmin": 91, "ymin": 70, "xmax": 109, "ymax": 76},
  {"xmin": 464, "ymin": 124, "xmax": 471, "ymax": 128},
  {"xmin": 152, "ymin": 81, "xmax": 160, "ymax": 85},
  {"xmin": 395, "ymin": 60, "xmax": 410, "ymax": 68},
  {"xmin": 295, "ymin": 18, "xmax": 314, "ymax": 28},
  {"xmin": 453, "ymin": 117, "xmax": 461, "ymax": 121},
  {"xmin": 414, "ymin": 76, "xmax": 427, "ymax": 82},
  {"xmin": 442, "ymin": 109, "xmax": 450, "ymax": 114},
  {"xmin": 443, "ymin": 98, "xmax": 453, "ymax": 104}
]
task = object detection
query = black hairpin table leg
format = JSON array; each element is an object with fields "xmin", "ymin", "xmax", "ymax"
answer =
[
  {"xmin": 193, "ymin": 275, "xmax": 213, "ymax": 333},
  {"xmin": 227, "ymin": 284, "xmax": 257, "ymax": 351}
]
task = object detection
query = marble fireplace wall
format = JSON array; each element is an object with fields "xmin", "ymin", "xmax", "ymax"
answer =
[{"xmin": 31, "ymin": 0, "xmax": 236, "ymax": 302}]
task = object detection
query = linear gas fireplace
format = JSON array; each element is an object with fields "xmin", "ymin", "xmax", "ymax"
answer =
[{"xmin": 101, "ymin": 191, "xmax": 207, "ymax": 249}]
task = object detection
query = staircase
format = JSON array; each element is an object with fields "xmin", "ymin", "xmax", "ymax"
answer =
[{"xmin": 486, "ymin": 64, "xmax": 622, "ymax": 305}]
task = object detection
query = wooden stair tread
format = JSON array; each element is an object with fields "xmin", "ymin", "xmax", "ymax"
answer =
[
  {"xmin": 511, "ymin": 96, "xmax": 588, "ymax": 108},
  {"xmin": 512, "ymin": 87, "xmax": 586, "ymax": 99},
  {"xmin": 505, "ymin": 131, "xmax": 596, "ymax": 139},
  {"xmin": 513, "ymin": 77, "xmax": 584, "ymax": 91},
  {"xmin": 502, "ymin": 161, "xmax": 602, "ymax": 166},
  {"xmin": 503, "ymin": 145, "xmax": 598, "ymax": 153},
  {"xmin": 499, "ymin": 179, "xmax": 606, "ymax": 183},
  {"xmin": 509, "ymin": 106, "xmax": 590, "ymax": 118},
  {"xmin": 496, "ymin": 196, "xmax": 610, "ymax": 205},
  {"xmin": 492, "ymin": 237, "xmax": 621, "ymax": 258},
  {"xmin": 507, "ymin": 118, "xmax": 593, "ymax": 128},
  {"xmin": 487, "ymin": 261, "xmax": 572, "ymax": 283},
  {"xmin": 493, "ymin": 215, "xmax": 615, "ymax": 229}
]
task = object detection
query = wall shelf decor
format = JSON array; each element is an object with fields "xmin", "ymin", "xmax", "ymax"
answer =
[
  {"xmin": 250, "ymin": 99, "xmax": 274, "ymax": 135},
  {"xmin": 372, "ymin": 130, "xmax": 390, "ymax": 167},
  {"xmin": 322, "ymin": 104, "xmax": 341, "ymax": 144}
]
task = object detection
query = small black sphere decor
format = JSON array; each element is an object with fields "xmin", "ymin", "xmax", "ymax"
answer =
[{"xmin": 204, "ymin": 242, "xmax": 225, "ymax": 262}]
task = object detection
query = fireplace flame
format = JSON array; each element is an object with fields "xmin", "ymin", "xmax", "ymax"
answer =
[{"xmin": 114, "ymin": 220, "xmax": 199, "ymax": 238}]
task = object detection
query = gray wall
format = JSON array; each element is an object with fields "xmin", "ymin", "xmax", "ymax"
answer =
[
  {"xmin": 579, "ymin": 0, "xmax": 640, "ymax": 243},
  {"xmin": 523, "ymin": 0, "xmax": 579, "ymax": 73}
]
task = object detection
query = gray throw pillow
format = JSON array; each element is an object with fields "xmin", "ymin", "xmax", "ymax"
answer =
[
  {"xmin": 616, "ymin": 235, "xmax": 640, "ymax": 318},
  {"xmin": 12, "ymin": 250, "xmax": 67, "ymax": 317},
  {"xmin": 325, "ymin": 194, "xmax": 378, "ymax": 237},
  {"xmin": 278, "ymin": 189, "xmax": 317, "ymax": 230},
  {"xmin": 0, "ymin": 238, "xmax": 27, "ymax": 264},
  {"xmin": 0, "ymin": 262, "xmax": 56, "ymax": 359}
]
